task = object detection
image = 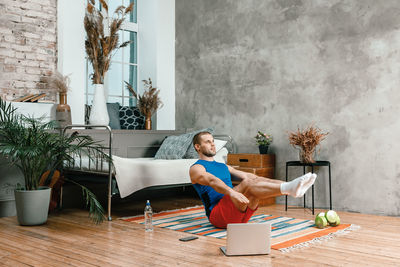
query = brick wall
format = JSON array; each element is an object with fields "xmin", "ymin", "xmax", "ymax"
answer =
[{"xmin": 0, "ymin": 0, "xmax": 57, "ymax": 101}]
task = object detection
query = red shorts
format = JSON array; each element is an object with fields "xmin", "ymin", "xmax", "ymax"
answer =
[{"xmin": 209, "ymin": 195, "xmax": 257, "ymax": 229}]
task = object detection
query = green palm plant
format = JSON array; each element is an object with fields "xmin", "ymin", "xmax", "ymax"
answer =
[{"xmin": 0, "ymin": 98, "xmax": 109, "ymax": 223}]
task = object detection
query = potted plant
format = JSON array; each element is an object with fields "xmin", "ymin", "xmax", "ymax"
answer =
[
  {"xmin": 84, "ymin": 0, "xmax": 133, "ymax": 125},
  {"xmin": 125, "ymin": 78, "xmax": 163, "ymax": 130},
  {"xmin": 0, "ymin": 98, "xmax": 108, "ymax": 225},
  {"xmin": 288, "ymin": 124, "xmax": 329, "ymax": 163},
  {"xmin": 255, "ymin": 131, "xmax": 273, "ymax": 154}
]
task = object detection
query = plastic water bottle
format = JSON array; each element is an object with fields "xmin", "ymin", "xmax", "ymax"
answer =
[{"xmin": 144, "ymin": 200, "xmax": 153, "ymax": 232}]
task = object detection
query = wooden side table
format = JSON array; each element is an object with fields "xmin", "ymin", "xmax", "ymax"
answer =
[{"xmin": 227, "ymin": 153, "xmax": 276, "ymax": 206}]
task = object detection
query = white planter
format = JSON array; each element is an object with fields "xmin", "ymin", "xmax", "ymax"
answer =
[{"xmin": 89, "ymin": 84, "xmax": 109, "ymax": 125}]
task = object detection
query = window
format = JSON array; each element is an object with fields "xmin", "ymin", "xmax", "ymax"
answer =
[{"xmin": 86, "ymin": 0, "xmax": 138, "ymax": 107}]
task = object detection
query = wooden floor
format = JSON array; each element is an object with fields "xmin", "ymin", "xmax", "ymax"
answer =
[{"xmin": 0, "ymin": 198, "xmax": 400, "ymax": 267}]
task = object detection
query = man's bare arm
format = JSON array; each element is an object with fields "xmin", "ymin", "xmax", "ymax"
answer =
[
  {"xmin": 190, "ymin": 164, "xmax": 249, "ymax": 205},
  {"xmin": 190, "ymin": 164, "xmax": 235, "ymax": 195}
]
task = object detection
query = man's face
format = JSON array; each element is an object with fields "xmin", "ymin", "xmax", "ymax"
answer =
[{"xmin": 196, "ymin": 134, "xmax": 216, "ymax": 157}]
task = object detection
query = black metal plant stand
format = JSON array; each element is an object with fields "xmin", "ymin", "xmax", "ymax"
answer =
[{"xmin": 285, "ymin": 161, "xmax": 332, "ymax": 215}]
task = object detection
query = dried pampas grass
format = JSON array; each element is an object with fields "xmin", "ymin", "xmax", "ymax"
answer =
[
  {"xmin": 288, "ymin": 125, "xmax": 328, "ymax": 163},
  {"xmin": 44, "ymin": 71, "xmax": 70, "ymax": 94},
  {"xmin": 125, "ymin": 78, "xmax": 163, "ymax": 118},
  {"xmin": 84, "ymin": 0, "xmax": 133, "ymax": 84}
]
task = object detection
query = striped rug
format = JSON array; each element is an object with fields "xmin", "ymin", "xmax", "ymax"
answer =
[{"xmin": 122, "ymin": 206, "xmax": 357, "ymax": 252}]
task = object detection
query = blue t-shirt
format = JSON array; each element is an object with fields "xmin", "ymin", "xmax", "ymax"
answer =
[{"xmin": 191, "ymin": 160, "xmax": 233, "ymax": 217}]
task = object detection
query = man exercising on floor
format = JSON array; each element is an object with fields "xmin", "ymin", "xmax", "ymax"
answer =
[{"xmin": 189, "ymin": 131, "xmax": 317, "ymax": 228}]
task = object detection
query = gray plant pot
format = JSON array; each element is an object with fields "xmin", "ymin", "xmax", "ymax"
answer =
[
  {"xmin": 0, "ymin": 198, "xmax": 16, "ymax": 217},
  {"xmin": 14, "ymin": 187, "xmax": 51, "ymax": 226}
]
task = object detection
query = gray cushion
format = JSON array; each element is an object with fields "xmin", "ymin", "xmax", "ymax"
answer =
[
  {"xmin": 106, "ymin": 103, "xmax": 121, "ymax": 129},
  {"xmin": 183, "ymin": 128, "xmax": 214, "ymax": 159},
  {"xmin": 154, "ymin": 133, "xmax": 194, "ymax": 159}
]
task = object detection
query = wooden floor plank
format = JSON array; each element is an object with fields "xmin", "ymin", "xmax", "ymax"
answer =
[
  {"xmin": 0, "ymin": 203, "xmax": 399, "ymax": 266},
  {"xmin": 0, "ymin": 233, "xmax": 96, "ymax": 267},
  {"xmin": 0, "ymin": 257, "xmax": 32, "ymax": 267},
  {"xmin": 32, "ymin": 215, "xmax": 250, "ymax": 266}
]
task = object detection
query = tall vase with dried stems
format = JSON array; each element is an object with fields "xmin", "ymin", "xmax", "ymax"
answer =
[
  {"xmin": 84, "ymin": 1, "xmax": 133, "ymax": 126},
  {"xmin": 89, "ymin": 84, "xmax": 109, "ymax": 125},
  {"xmin": 56, "ymin": 92, "xmax": 72, "ymax": 129}
]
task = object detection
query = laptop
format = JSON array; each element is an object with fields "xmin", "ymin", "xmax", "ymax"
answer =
[{"xmin": 220, "ymin": 223, "xmax": 271, "ymax": 256}]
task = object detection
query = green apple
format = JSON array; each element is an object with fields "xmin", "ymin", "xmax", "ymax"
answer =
[
  {"xmin": 325, "ymin": 210, "xmax": 340, "ymax": 226},
  {"xmin": 330, "ymin": 214, "xmax": 340, "ymax": 227},
  {"xmin": 315, "ymin": 212, "xmax": 328, "ymax": 229},
  {"xmin": 325, "ymin": 210, "xmax": 337, "ymax": 224},
  {"xmin": 332, "ymin": 215, "xmax": 340, "ymax": 226}
]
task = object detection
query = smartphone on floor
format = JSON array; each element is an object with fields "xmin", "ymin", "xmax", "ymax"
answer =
[{"xmin": 179, "ymin": 236, "xmax": 199, "ymax": 242}]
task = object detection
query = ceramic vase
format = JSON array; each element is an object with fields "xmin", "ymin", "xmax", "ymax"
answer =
[{"xmin": 89, "ymin": 84, "xmax": 109, "ymax": 125}]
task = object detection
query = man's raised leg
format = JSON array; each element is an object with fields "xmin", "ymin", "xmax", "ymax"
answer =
[{"xmin": 234, "ymin": 173, "xmax": 317, "ymax": 205}]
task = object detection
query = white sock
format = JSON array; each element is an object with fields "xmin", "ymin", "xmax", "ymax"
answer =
[
  {"xmin": 298, "ymin": 173, "xmax": 317, "ymax": 197},
  {"xmin": 280, "ymin": 173, "xmax": 312, "ymax": 197}
]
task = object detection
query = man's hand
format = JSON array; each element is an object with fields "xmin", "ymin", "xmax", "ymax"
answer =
[
  {"xmin": 190, "ymin": 164, "xmax": 250, "ymax": 212},
  {"xmin": 229, "ymin": 190, "xmax": 249, "ymax": 212}
]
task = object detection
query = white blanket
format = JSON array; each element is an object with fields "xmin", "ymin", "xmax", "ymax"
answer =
[
  {"xmin": 112, "ymin": 148, "xmax": 228, "ymax": 198},
  {"xmin": 112, "ymin": 156, "xmax": 197, "ymax": 198}
]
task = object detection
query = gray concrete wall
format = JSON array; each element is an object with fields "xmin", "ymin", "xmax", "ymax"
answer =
[{"xmin": 176, "ymin": 0, "xmax": 400, "ymax": 216}]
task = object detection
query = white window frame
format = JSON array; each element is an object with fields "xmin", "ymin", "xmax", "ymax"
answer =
[{"xmin": 58, "ymin": 0, "xmax": 175, "ymax": 128}]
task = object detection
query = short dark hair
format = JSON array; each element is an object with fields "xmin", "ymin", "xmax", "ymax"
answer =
[{"xmin": 192, "ymin": 131, "xmax": 213, "ymax": 151}]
